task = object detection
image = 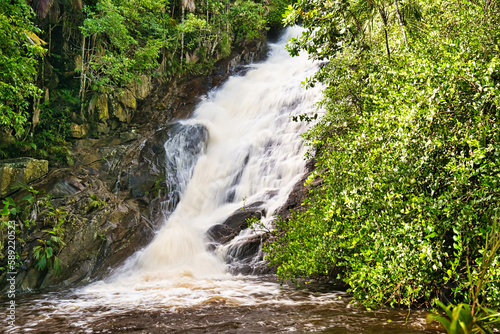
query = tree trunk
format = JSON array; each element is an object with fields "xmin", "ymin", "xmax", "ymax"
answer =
[
  {"xmin": 394, "ymin": 0, "xmax": 408, "ymax": 47},
  {"xmin": 378, "ymin": 6, "xmax": 391, "ymax": 61},
  {"xmin": 180, "ymin": 7, "xmax": 185, "ymax": 68},
  {"xmin": 79, "ymin": 35, "xmax": 86, "ymax": 114},
  {"xmin": 384, "ymin": 28, "xmax": 391, "ymax": 61}
]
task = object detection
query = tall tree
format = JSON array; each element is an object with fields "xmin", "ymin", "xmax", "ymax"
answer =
[{"xmin": 0, "ymin": 0, "xmax": 45, "ymax": 140}]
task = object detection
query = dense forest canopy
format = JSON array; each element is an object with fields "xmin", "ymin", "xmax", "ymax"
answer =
[
  {"xmin": 0, "ymin": 0, "xmax": 289, "ymax": 160},
  {"xmin": 0, "ymin": 0, "xmax": 45, "ymax": 141},
  {"xmin": 264, "ymin": 0, "xmax": 500, "ymax": 327}
]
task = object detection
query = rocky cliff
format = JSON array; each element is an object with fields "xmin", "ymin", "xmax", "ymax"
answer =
[{"xmin": 0, "ymin": 41, "xmax": 270, "ymax": 292}]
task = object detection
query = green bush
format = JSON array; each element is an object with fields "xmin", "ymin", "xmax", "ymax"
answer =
[
  {"xmin": 266, "ymin": 0, "xmax": 500, "ymax": 309},
  {"xmin": 230, "ymin": 0, "xmax": 267, "ymax": 44}
]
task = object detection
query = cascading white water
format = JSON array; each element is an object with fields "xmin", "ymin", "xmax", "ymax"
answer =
[
  {"xmin": 106, "ymin": 26, "xmax": 322, "ymax": 279},
  {"xmin": 81, "ymin": 26, "xmax": 323, "ymax": 300},
  {"xmin": 22, "ymin": 27, "xmax": 325, "ymax": 319},
  {"xmin": 135, "ymin": 26, "xmax": 322, "ymax": 275},
  {"xmin": 160, "ymin": 123, "xmax": 208, "ymax": 216}
]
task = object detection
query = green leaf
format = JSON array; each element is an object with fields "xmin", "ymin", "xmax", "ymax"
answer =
[
  {"xmin": 35, "ymin": 255, "xmax": 47, "ymax": 271},
  {"xmin": 5, "ymin": 197, "xmax": 16, "ymax": 207},
  {"xmin": 32, "ymin": 245, "xmax": 43, "ymax": 259},
  {"xmin": 1, "ymin": 205, "xmax": 10, "ymax": 216},
  {"xmin": 53, "ymin": 256, "xmax": 62, "ymax": 276},
  {"xmin": 45, "ymin": 246, "xmax": 53, "ymax": 258},
  {"xmin": 21, "ymin": 194, "xmax": 35, "ymax": 204}
]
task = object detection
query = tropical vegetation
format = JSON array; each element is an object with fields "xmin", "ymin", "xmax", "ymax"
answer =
[
  {"xmin": 2, "ymin": 0, "xmax": 500, "ymax": 330},
  {"xmin": 265, "ymin": 0, "xmax": 500, "ymax": 326},
  {"xmin": 0, "ymin": 0, "xmax": 289, "ymax": 161}
]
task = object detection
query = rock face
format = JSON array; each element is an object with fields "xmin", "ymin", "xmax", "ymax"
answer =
[
  {"xmin": 70, "ymin": 123, "xmax": 89, "ymax": 139},
  {"xmin": 0, "ymin": 38, "xmax": 269, "ymax": 293},
  {"xmin": 10, "ymin": 121, "xmax": 209, "ymax": 290},
  {"xmin": 6, "ymin": 168, "xmax": 156, "ymax": 291},
  {"xmin": 0, "ymin": 158, "xmax": 49, "ymax": 198},
  {"xmin": 133, "ymin": 75, "xmax": 153, "ymax": 100},
  {"xmin": 126, "ymin": 122, "xmax": 208, "ymax": 215}
]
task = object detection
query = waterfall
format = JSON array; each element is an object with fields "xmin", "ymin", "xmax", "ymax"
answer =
[
  {"xmin": 135, "ymin": 26, "xmax": 322, "ymax": 275},
  {"xmin": 160, "ymin": 122, "xmax": 209, "ymax": 217},
  {"xmin": 11, "ymin": 28, "xmax": 443, "ymax": 334},
  {"xmin": 80, "ymin": 26, "xmax": 324, "ymax": 308}
]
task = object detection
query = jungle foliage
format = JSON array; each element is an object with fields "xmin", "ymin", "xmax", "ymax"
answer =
[
  {"xmin": 0, "ymin": 0, "xmax": 45, "ymax": 143},
  {"xmin": 266, "ymin": 0, "xmax": 500, "ymax": 317},
  {"xmin": 0, "ymin": 0, "xmax": 290, "ymax": 161}
]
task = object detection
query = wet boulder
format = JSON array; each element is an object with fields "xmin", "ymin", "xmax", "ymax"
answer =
[
  {"xmin": 206, "ymin": 202, "xmax": 265, "ymax": 245},
  {"xmin": 206, "ymin": 224, "xmax": 238, "ymax": 245},
  {"xmin": 226, "ymin": 234, "xmax": 262, "ymax": 262},
  {"xmin": 225, "ymin": 234, "xmax": 276, "ymax": 276}
]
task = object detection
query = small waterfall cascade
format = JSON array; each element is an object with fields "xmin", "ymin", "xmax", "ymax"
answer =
[
  {"xmin": 160, "ymin": 123, "xmax": 209, "ymax": 217},
  {"xmin": 80, "ymin": 25, "xmax": 324, "ymax": 308}
]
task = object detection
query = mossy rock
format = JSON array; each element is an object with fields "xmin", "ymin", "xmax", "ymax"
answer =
[{"xmin": 0, "ymin": 158, "xmax": 49, "ymax": 198}]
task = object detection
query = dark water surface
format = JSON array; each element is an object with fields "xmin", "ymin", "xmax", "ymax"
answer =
[{"xmin": 4, "ymin": 277, "xmax": 443, "ymax": 333}]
